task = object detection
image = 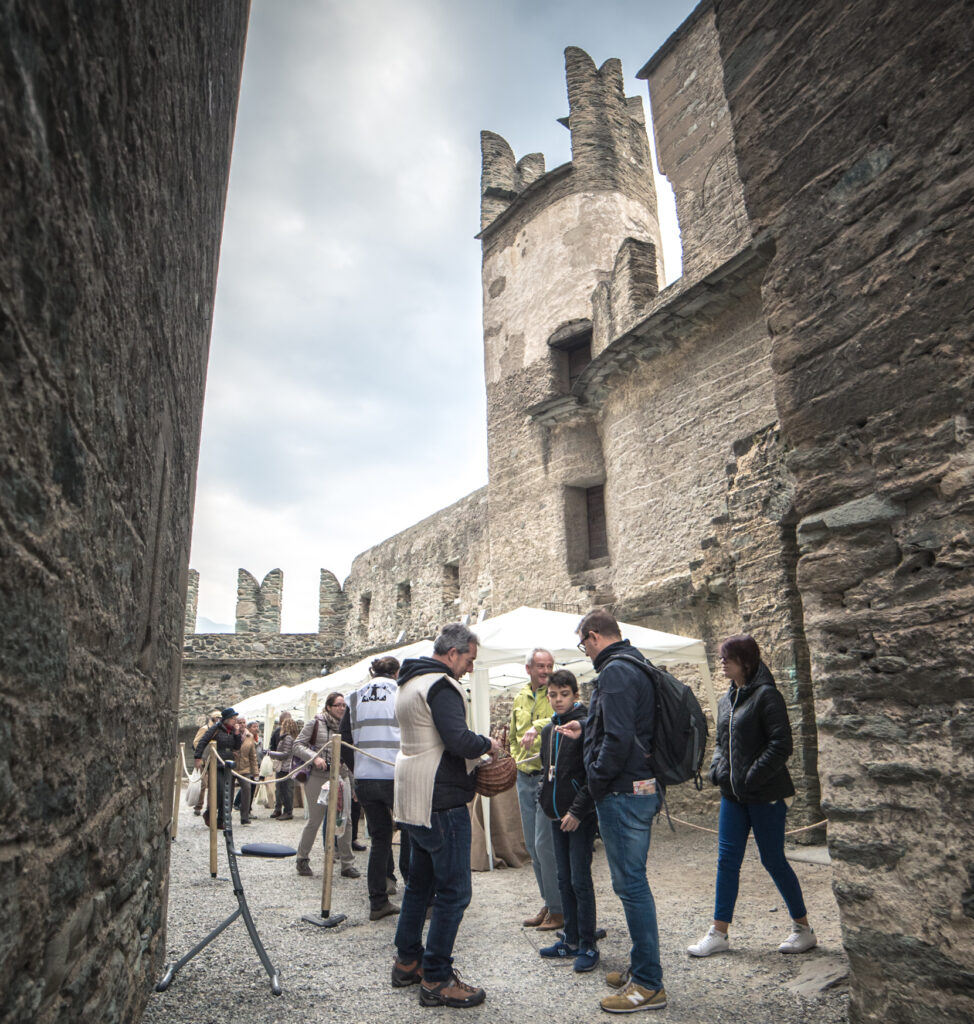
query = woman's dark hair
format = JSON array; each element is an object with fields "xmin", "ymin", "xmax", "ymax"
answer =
[
  {"xmin": 370, "ymin": 656, "xmax": 401, "ymax": 679},
  {"xmin": 718, "ymin": 635, "xmax": 761, "ymax": 680},
  {"xmin": 547, "ymin": 669, "xmax": 578, "ymax": 694},
  {"xmin": 325, "ymin": 692, "xmax": 345, "ymax": 710}
]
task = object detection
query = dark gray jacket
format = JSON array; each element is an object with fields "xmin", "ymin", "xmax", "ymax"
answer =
[
  {"xmin": 583, "ymin": 640, "xmax": 656, "ymax": 801},
  {"xmin": 710, "ymin": 662, "xmax": 795, "ymax": 804}
]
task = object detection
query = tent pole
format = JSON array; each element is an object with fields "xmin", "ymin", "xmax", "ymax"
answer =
[
  {"xmin": 699, "ymin": 659, "xmax": 718, "ymax": 724},
  {"xmin": 471, "ymin": 666, "xmax": 495, "ymax": 870}
]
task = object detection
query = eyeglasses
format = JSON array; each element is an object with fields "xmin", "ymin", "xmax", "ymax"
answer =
[{"xmin": 577, "ymin": 632, "xmax": 593, "ymax": 653}]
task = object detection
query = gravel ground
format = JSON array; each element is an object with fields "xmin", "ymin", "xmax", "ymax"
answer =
[{"xmin": 143, "ymin": 805, "xmax": 848, "ymax": 1024}]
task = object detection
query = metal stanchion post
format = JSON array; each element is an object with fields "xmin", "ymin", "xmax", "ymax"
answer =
[
  {"xmin": 172, "ymin": 748, "xmax": 182, "ymax": 841},
  {"xmin": 302, "ymin": 734, "xmax": 346, "ymax": 928},
  {"xmin": 208, "ymin": 740, "xmax": 218, "ymax": 877}
]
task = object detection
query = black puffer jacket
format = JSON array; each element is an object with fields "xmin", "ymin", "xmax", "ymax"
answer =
[
  {"xmin": 539, "ymin": 703, "xmax": 594, "ymax": 822},
  {"xmin": 583, "ymin": 640, "xmax": 656, "ymax": 801},
  {"xmin": 710, "ymin": 662, "xmax": 795, "ymax": 804}
]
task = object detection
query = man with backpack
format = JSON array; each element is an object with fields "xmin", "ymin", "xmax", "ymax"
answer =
[{"xmin": 563, "ymin": 609, "xmax": 668, "ymax": 1014}]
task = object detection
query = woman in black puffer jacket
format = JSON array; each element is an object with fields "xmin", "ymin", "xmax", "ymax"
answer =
[{"xmin": 687, "ymin": 635, "xmax": 817, "ymax": 959}]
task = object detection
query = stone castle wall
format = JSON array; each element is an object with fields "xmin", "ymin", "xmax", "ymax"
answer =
[
  {"xmin": 0, "ymin": 4, "xmax": 248, "ymax": 1022},
  {"xmin": 341, "ymin": 487, "xmax": 491, "ymax": 648},
  {"xmin": 712, "ymin": 0, "xmax": 974, "ymax": 1019}
]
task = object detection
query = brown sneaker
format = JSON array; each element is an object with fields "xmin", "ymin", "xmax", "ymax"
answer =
[
  {"xmin": 538, "ymin": 911, "xmax": 565, "ymax": 931},
  {"xmin": 391, "ymin": 957, "xmax": 423, "ymax": 988},
  {"xmin": 606, "ymin": 967, "xmax": 632, "ymax": 989},
  {"xmin": 600, "ymin": 982, "xmax": 667, "ymax": 1013},
  {"xmin": 296, "ymin": 857, "xmax": 313, "ymax": 877},
  {"xmin": 419, "ymin": 970, "xmax": 486, "ymax": 1008},
  {"xmin": 523, "ymin": 905, "xmax": 548, "ymax": 927}
]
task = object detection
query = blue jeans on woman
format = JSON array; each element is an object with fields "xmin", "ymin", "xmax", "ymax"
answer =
[
  {"xmin": 550, "ymin": 812, "xmax": 597, "ymax": 948},
  {"xmin": 715, "ymin": 797, "xmax": 807, "ymax": 923},
  {"xmin": 596, "ymin": 792, "xmax": 662, "ymax": 991},
  {"xmin": 394, "ymin": 805, "xmax": 472, "ymax": 983}
]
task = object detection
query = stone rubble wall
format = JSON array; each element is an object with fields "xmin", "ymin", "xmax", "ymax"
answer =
[
  {"xmin": 341, "ymin": 487, "xmax": 491, "ymax": 649},
  {"xmin": 0, "ymin": 3, "xmax": 249, "ymax": 1022},
  {"xmin": 640, "ymin": 1, "xmax": 750, "ymax": 280},
  {"xmin": 712, "ymin": 0, "xmax": 974, "ymax": 1020}
]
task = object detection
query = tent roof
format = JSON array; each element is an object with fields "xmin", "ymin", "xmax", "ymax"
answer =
[{"xmin": 231, "ymin": 606, "xmax": 707, "ymax": 719}]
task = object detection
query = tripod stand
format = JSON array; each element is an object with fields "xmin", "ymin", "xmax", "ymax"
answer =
[{"xmin": 156, "ymin": 759, "xmax": 294, "ymax": 996}]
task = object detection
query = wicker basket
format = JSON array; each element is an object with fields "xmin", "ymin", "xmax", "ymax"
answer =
[{"xmin": 473, "ymin": 752, "xmax": 517, "ymax": 797}]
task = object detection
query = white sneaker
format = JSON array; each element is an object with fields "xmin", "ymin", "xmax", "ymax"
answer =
[
  {"xmin": 687, "ymin": 925, "xmax": 730, "ymax": 957},
  {"xmin": 778, "ymin": 922, "xmax": 817, "ymax": 953}
]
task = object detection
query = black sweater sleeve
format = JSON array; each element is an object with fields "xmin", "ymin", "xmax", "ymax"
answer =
[{"xmin": 427, "ymin": 679, "xmax": 491, "ymax": 760}]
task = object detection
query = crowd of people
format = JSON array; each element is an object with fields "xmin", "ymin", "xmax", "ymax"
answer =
[{"xmin": 190, "ymin": 611, "xmax": 817, "ymax": 1014}]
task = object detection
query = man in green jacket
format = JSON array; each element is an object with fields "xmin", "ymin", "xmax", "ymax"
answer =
[{"xmin": 509, "ymin": 648, "xmax": 562, "ymax": 930}]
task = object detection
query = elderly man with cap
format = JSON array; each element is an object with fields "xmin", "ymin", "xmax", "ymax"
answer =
[
  {"xmin": 194, "ymin": 707, "xmax": 243, "ymax": 830},
  {"xmin": 191, "ymin": 709, "xmax": 222, "ymax": 815}
]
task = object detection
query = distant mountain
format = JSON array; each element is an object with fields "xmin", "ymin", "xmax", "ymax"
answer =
[{"xmin": 196, "ymin": 615, "xmax": 233, "ymax": 633}]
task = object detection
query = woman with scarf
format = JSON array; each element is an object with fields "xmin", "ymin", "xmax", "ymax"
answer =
[{"xmin": 293, "ymin": 692, "xmax": 359, "ymax": 878}]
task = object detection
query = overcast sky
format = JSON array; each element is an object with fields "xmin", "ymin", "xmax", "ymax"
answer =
[{"xmin": 189, "ymin": 0, "xmax": 696, "ymax": 633}]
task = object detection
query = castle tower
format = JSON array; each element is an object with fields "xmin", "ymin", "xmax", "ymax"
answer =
[{"xmin": 478, "ymin": 48, "xmax": 663, "ymax": 612}]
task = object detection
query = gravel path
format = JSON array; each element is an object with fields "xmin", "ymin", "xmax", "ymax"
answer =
[{"xmin": 143, "ymin": 806, "xmax": 848, "ymax": 1024}]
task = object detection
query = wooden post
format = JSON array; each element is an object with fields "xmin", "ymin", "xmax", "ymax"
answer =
[
  {"xmin": 207, "ymin": 739, "xmax": 218, "ymax": 877},
  {"xmin": 171, "ymin": 748, "xmax": 182, "ymax": 840},
  {"xmin": 319, "ymin": 734, "xmax": 342, "ymax": 918}
]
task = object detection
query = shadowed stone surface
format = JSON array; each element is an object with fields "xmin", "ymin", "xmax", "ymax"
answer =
[
  {"xmin": 712, "ymin": 0, "xmax": 974, "ymax": 1020},
  {"xmin": 0, "ymin": 3, "xmax": 248, "ymax": 1021}
]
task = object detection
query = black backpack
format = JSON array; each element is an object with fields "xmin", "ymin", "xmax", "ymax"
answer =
[{"xmin": 609, "ymin": 654, "xmax": 709, "ymax": 791}]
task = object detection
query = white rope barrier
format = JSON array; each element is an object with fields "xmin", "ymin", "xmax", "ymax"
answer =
[{"xmin": 184, "ymin": 733, "xmax": 826, "ymax": 839}]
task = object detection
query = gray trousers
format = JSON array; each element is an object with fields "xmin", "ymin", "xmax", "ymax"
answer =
[
  {"xmin": 298, "ymin": 769, "xmax": 354, "ymax": 868},
  {"xmin": 516, "ymin": 769, "xmax": 562, "ymax": 914}
]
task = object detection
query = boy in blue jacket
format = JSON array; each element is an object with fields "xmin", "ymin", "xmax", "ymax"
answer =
[{"xmin": 538, "ymin": 670, "xmax": 599, "ymax": 973}]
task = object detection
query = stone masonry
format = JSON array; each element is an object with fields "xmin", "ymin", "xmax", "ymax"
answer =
[
  {"xmin": 0, "ymin": 4, "xmax": 249, "ymax": 1023},
  {"xmin": 711, "ymin": 1, "xmax": 974, "ymax": 1020}
]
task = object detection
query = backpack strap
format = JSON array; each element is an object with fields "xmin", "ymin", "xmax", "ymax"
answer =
[{"xmin": 603, "ymin": 654, "xmax": 676, "ymax": 830}]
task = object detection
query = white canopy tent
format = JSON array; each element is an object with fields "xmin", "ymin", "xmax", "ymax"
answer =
[
  {"xmin": 230, "ymin": 606, "xmax": 714, "ymax": 868},
  {"xmin": 235, "ymin": 605, "xmax": 714, "ymax": 723}
]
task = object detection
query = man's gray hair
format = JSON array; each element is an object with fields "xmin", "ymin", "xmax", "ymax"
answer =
[
  {"xmin": 433, "ymin": 622, "xmax": 480, "ymax": 655},
  {"xmin": 526, "ymin": 647, "xmax": 553, "ymax": 666}
]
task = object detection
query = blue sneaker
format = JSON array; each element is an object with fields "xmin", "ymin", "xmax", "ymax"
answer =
[
  {"xmin": 540, "ymin": 940, "xmax": 579, "ymax": 961},
  {"xmin": 573, "ymin": 947, "xmax": 600, "ymax": 973}
]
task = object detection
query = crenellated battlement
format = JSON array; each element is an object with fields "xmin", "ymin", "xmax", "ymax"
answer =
[{"xmin": 479, "ymin": 47, "xmax": 656, "ymax": 239}]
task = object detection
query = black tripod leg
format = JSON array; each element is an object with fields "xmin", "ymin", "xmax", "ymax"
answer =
[
  {"xmin": 155, "ymin": 907, "xmax": 242, "ymax": 990},
  {"xmin": 223, "ymin": 759, "xmax": 282, "ymax": 995}
]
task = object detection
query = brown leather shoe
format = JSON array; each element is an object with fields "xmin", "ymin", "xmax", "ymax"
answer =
[
  {"xmin": 296, "ymin": 858, "xmax": 313, "ymax": 877},
  {"xmin": 537, "ymin": 911, "xmax": 565, "ymax": 931},
  {"xmin": 391, "ymin": 957, "xmax": 423, "ymax": 987},
  {"xmin": 523, "ymin": 905, "xmax": 548, "ymax": 927},
  {"xmin": 369, "ymin": 901, "xmax": 400, "ymax": 921},
  {"xmin": 419, "ymin": 970, "xmax": 486, "ymax": 1008}
]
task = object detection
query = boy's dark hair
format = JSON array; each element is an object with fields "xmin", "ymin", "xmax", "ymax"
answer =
[{"xmin": 547, "ymin": 668, "xmax": 578, "ymax": 694}]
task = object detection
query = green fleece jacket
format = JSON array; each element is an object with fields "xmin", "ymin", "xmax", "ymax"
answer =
[{"xmin": 508, "ymin": 683, "xmax": 553, "ymax": 774}]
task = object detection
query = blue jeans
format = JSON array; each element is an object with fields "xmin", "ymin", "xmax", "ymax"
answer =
[
  {"xmin": 715, "ymin": 797, "xmax": 807, "ymax": 924},
  {"xmin": 550, "ymin": 813, "xmax": 597, "ymax": 948},
  {"xmin": 394, "ymin": 806, "xmax": 472, "ymax": 982},
  {"xmin": 516, "ymin": 770, "xmax": 562, "ymax": 913},
  {"xmin": 597, "ymin": 792, "xmax": 662, "ymax": 990}
]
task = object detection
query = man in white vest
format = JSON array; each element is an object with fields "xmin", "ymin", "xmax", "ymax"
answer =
[{"xmin": 390, "ymin": 623, "xmax": 498, "ymax": 1009}]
